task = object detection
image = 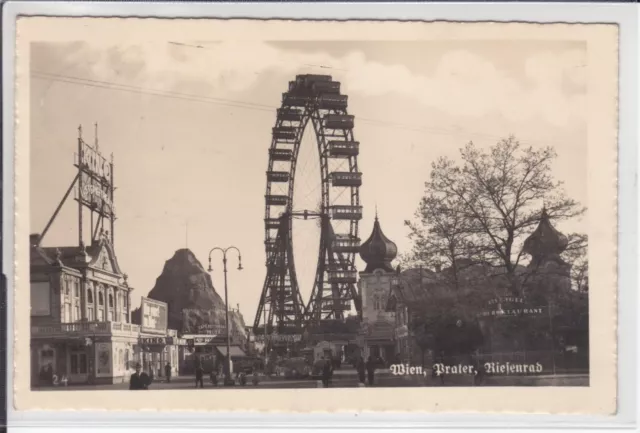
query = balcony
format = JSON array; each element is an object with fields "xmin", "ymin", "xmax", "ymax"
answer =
[
  {"xmin": 277, "ymin": 108, "xmax": 303, "ymax": 122},
  {"xmin": 327, "ymin": 270, "xmax": 358, "ymax": 284},
  {"xmin": 318, "ymin": 94, "xmax": 348, "ymax": 110},
  {"xmin": 266, "ymin": 194, "xmax": 289, "ymax": 206},
  {"xmin": 324, "ymin": 114, "xmax": 355, "ymax": 130},
  {"xmin": 31, "ymin": 321, "xmax": 141, "ymax": 339},
  {"xmin": 329, "ymin": 205, "xmax": 363, "ymax": 220},
  {"xmin": 265, "ymin": 218, "xmax": 282, "ymax": 229},
  {"xmin": 328, "ymin": 141, "xmax": 359, "ymax": 158},
  {"xmin": 272, "ymin": 126, "xmax": 298, "ymax": 141},
  {"xmin": 312, "ymin": 81, "xmax": 340, "ymax": 94},
  {"xmin": 333, "ymin": 235, "xmax": 361, "ymax": 253},
  {"xmin": 331, "ymin": 172, "xmax": 362, "ymax": 187},
  {"xmin": 267, "ymin": 171, "xmax": 290, "ymax": 183},
  {"xmin": 269, "ymin": 148, "xmax": 293, "ymax": 161}
]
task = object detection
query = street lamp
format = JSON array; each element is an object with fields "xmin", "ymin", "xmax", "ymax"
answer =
[{"xmin": 207, "ymin": 246, "xmax": 243, "ymax": 385}]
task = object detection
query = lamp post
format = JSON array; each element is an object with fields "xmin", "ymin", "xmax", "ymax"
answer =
[{"xmin": 207, "ymin": 246, "xmax": 243, "ymax": 385}]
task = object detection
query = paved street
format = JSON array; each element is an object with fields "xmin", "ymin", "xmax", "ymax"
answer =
[{"xmin": 35, "ymin": 367, "xmax": 588, "ymax": 391}]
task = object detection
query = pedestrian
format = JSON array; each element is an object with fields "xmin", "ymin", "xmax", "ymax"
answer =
[
  {"xmin": 356, "ymin": 356, "xmax": 366, "ymax": 385},
  {"xmin": 366, "ymin": 355, "xmax": 376, "ymax": 386},
  {"xmin": 165, "ymin": 362, "xmax": 172, "ymax": 383},
  {"xmin": 322, "ymin": 357, "xmax": 332, "ymax": 388},
  {"xmin": 195, "ymin": 360, "xmax": 204, "ymax": 388},
  {"xmin": 129, "ymin": 363, "xmax": 149, "ymax": 390}
]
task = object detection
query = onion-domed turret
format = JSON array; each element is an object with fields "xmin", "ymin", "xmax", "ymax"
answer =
[
  {"xmin": 522, "ymin": 208, "xmax": 569, "ymax": 260},
  {"xmin": 359, "ymin": 214, "xmax": 398, "ymax": 273}
]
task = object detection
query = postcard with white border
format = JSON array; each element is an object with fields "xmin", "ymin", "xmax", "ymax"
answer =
[{"xmin": 13, "ymin": 17, "xmax": 617, "ymax": 414}]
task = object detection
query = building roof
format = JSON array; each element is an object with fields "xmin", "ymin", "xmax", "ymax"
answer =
[
  {"xmin": 30, "ymin": 231, "xmax": 125, "ymax": 276},
  {"xmin": 359, "ymin": 215, "xmax": 398, "ymax": 273},
  {"xmin": 522, "ymin": 208, "xmax": 569, "ymax": 259}
]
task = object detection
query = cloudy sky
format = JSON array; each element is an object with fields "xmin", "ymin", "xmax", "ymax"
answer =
[{"xmin": 30, "ymin": 39, "xmax": 587, "ymax": 324}]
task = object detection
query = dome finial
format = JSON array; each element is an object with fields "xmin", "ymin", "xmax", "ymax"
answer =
[{"xmin": 375, "ymin": 203, "xmax": 378, "ymax": 221}]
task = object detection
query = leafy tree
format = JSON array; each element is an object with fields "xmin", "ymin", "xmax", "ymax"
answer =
[{"xmin": 413, "ymin": 136, "xmax": 584, "ymax": 295}]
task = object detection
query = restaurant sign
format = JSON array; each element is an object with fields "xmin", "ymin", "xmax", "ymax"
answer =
[{"xmin": 478, "ymin": 297, "xmax": 545, "ymax": 319}]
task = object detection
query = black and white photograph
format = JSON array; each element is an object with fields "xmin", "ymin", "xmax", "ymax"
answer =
[{"xmin": 12, "ymin": 17, "xmax": 618, "ymax": 413}]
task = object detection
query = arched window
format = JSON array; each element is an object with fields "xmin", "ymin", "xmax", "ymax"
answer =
[
  {"xmin": 108, "ymin": 294, "xmax": 114, "ymax": 308},
  {"xmin": 98, "ymin": 292, "xmax": 104, "ymax": 306},
  {"xmin": 87, "ymin": 289, "xmax": 93, "ymax": 304}
]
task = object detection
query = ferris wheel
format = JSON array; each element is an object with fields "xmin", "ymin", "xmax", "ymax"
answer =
[{"xmin": 253, "ymin": 74, "xmax": 363, "ymax": 336}]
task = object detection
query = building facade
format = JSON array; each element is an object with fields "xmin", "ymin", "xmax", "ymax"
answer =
[
  {"xmin": 30, "ymin": 231, "xmax": 139, "ymax": 385},
  {"xmin": 30, "ymin": 231, "xmax": 182, "ymax": 385},
  {"xmin": 356, "ymin": 215, "xmax": 397, "ymax": 363}
]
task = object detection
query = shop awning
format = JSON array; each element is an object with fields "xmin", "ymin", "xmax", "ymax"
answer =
[{"xmin": 214, "ymin": 346, "xmax": 247, "ymax": 357}]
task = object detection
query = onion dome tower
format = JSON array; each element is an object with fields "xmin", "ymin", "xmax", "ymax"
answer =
[
  {"xmin": 522, "ymin": 208, "xmax": 569, "ymax": 265},
  {"xmin": 359, "ymin": 212, "xmax": 398, "ymax": 273}
]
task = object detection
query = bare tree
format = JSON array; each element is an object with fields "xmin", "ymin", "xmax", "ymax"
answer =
[
  {"xmin": 414, "ymin": 136, "xmax": 585, "ymax": 295},
  {"xmin": 404, "ymin": 194, "xmax": 473, "ymax": 290},
  {"xmin": 563, "ymin": 233, "xmax": 589, "ymax": 292}
]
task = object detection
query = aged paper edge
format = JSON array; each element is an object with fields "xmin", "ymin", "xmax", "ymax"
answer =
[{"xmin": 13, "ymin": 18, "xmax": 618, "ymax": 414}]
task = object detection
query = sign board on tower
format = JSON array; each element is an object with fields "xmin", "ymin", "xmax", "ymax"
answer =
[{"xmin": 140, "ymin": 297, "xmax": 168, "ymax": 333}]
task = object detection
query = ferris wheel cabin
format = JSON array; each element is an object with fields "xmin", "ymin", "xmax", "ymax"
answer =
[
  {"xmin": 329, "ymin": 205, "xmax": 363, "ymax": 220},
  {"xmin": 319, "ymin": 94, "xmax": 348, "ymax": 110},
  {"xmin": 265, "ymin": 195, "xmax": 289, "ymax": 206},
  {"xmin": 321, "ymin": 299, "xmax": 352, "ymax": 311},
  {"xmin": 332, "ymin": 234, "xmax": 361, "ymax": 253},
  {"xmin": 327, "ymin": 269, "xmax": 358, "ymax": 284},
  {"xmin": 277, "ymin": 108, "xmax": 304, "ymax": 122},
  {"xmin": 328, "ymin": 141, "xmax": 359, "ymax": 158},
  {"xmin": 272, "ymin": 126, "xmax": 298, "ymax": 141},
  {"xmin": 330, "ymin": 172, "xmax": 362, "ymax": 187},
  {"xmin": 324, "ymin": 114, "xmax": 355, "ymax": 130},
  {"xmin": 269, "ymin": 148, "xmax": 294, "ymax": 161},
  {"xmin": 266, "ymin": 171, "xmax": 290, "ymax": 183}
]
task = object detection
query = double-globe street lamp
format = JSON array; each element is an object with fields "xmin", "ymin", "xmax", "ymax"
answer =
[{"xmin": 207, "ymin": 246, "xmax": 243, "ymax": 385}]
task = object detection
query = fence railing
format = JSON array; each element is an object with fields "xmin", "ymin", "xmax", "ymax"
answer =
[{"xmin": 32, "ymin": 321, "xmax": 141, "ymax": 337}]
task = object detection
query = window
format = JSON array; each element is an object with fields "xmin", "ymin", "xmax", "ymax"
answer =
[
  {"xmin": 122, "ymin": 312, "xmax": 128, "ymax": 323},
  {"xmin": 64, "ymin": 278, "xmax": 70, "ymax": 295},
  {"xmin": 87, "ymin": 307, "xmax": 94, "ymax": 321},
  {"xmin": 107, "ymin": 311, "xmax": 113, "ymax": 322},
  {"xmin": 98, "ymin": 309, "xmax": 104, "ymax": 321},
  {"xmin": 63, "ymin": 302, "xmax": 71, "ymax": 323},
  {"xmin": 108, "ymin": 294, "xmax": 114, "ymax": 308},
  {"xmin": 30, "ymin": 282, "xmax": 51, "ymax": 316},
  {"xmin": 98, "ymin": 292, "xmax": 104, "ymax": 306},
  {"xmin": 124, "ymin": 349, "xmax": 130, "ymax": 370},
  {"xmin": 70, "ymin": 352, "xmax": 88, "ymax": 374},
  {"xmin": 74, "ymin": 280, "xmax": 80, "ymax": 297},
  {"xmin": 74, "ymin": 302, "xmax": 80, "ymax": 322},
  {"xmin": 87, "ymin": 289, "xmax": 93, "ymax": 304}
]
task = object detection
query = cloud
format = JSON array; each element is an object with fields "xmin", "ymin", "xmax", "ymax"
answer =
[{"xmin": 62, "ymin": 41, "xmax": 587, "ymax": 127}]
